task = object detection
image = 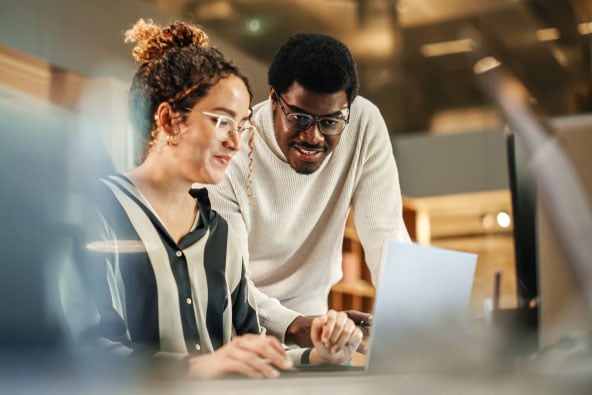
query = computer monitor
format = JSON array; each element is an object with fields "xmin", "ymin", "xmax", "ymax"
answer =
[
  {"xmin": 505, "ymin": 128, "xmax": 538, "ymax": 310},
  {"xmin": 475, "ymin": 56, "xmax": 592, "ymax": 353}
]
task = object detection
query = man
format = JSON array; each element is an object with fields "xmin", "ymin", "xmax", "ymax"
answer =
[{"xmin": 207, "ymin": 32, "xmax": 410, "ymax": 347}]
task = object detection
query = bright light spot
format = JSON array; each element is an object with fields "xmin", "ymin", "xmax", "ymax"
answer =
[
  {"xmin": 482, "ymin": 214, "xmax": 495, "ymax": 229},
  {"xmin": 496, "ymin": 211, "xmax": 511, "ymax": 228},
  {"xmin": 536, "ymin": 27, "xmax": 560, "ymax": 41},
  {"xmin": 473, "ymin": 56, "xmax": 501, "ymax": 74},
  {"xmin": 246, "ymin": 18, "xmax": 261, "ymax": 33},
  {"xmin": 420, "ymin": 38, "xmax": 476, "ymax": 57},
  {"xmin": 578, "ymin": 22, "xmax": 592, "ymax": 35}
]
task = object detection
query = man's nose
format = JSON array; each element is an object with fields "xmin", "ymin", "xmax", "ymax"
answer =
[{"xmin": 298, "ymin": 122, "xmax": 324, "ymax": 144}]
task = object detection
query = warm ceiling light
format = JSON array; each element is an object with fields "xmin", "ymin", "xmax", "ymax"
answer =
[
  {"xmin": 536, "ymin": 27, "xmax": 560, "ymax": 41},
  {"xmin": 245, "ymin": 18, "xmax": 262, "ymax": 33},
  {"xmin": 420, "ymin": 38, "xmax": 476, "ymax": 57},
  {"xmin": 473, "ymin": 56, "xmax": 501, "ymax": 74},
  {"xmin": 551, "ymin": 46, "xmax": 568, "ymax": 67},
  {"xmin": 481, "ymin": 214, "xmax": 495, "ymax": 229},
  {"xmin": 496, "ymin": 211, "xmax": 511, "ymax": 228},
  {"xmin": 578, "ymin": 22, "xmax": 592, "ymax": 35}
]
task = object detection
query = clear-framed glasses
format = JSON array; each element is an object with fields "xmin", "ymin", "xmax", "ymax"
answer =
[
  {"xmin": 274, "ymin": 91, "xmax": 349, "ymax": 136},
  {"xmin": 184, "ymin": 108, "xmax": 255, "ymax": 140}
]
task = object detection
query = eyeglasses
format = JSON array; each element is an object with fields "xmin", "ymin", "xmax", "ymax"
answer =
[
  {"xmin": 274, "ymin": 92, "xmax": 349, "ymax": 136},
  {"xmin": 183, "ymin": 108, "xmax": 255, "ymax": 140}
]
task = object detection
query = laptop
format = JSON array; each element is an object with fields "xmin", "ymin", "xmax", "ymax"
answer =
[{"xmin": 288, "ymin": 240, "xmax": 477, "ymax": 376}]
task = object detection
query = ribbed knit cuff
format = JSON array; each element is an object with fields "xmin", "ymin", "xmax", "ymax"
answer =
[
  {"xmin": 300, "ymin": 348, "xmax": 313, "ymax": 365},
  {"xmin": 260, "ymin": 307, "xmax": 302, "ymax": 344}
]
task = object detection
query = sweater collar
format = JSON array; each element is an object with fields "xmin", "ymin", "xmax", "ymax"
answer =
[{"xmin": 253, "ymin": 99, "xmax": 288, "ymax": 162}]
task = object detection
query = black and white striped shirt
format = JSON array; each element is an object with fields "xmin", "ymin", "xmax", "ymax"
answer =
[{"xmin": 84, "ymin": 174, "xmax": 259, "ymax": 360}]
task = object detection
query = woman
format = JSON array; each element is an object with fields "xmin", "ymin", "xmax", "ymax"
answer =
[{"xmin": 83, "ymin": 19, "xmax": 362, "ymax": 380}]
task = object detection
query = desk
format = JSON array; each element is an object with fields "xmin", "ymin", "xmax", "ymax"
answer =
[{"xmin": 2, "ymin": 370, "xmax": 591, "ymax": 395}]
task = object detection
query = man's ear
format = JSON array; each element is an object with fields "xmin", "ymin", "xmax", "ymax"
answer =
[
  {"xmin": 269, "ymin": 88, "xmax": 278, "ymax": 114},
  {"xmin": 154, "ymin": 102, "xmax": 176, "ymax": 134}
]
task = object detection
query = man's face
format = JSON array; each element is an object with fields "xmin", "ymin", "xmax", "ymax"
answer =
[{"xmin": 272, "ymin": 82, "xmax": 348, "ymax": 174}]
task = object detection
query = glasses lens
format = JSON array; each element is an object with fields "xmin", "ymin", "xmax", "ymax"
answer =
[
  {"xmin": 286, "ymin": 114, "xmax": 314, "ymax": 131},
  {"xmin": 215, "ymin": 116, "xmax": 235, "ymax": 137},
  {"xmin": 317, "ymin": 118, "xmax": 346, "ymax": 135},
  {"xmin": 238, "ymin": 121, "xmax": 254, "ymax": 134}
]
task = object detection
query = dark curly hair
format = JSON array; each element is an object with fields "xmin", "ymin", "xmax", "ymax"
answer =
[
  {"xmin": 268, "ymin": 32, "xmax": 359, "ymax": 104},
  {"xmin": 125, "ymin": 18, "xmax": 254, "ymax": 158}
]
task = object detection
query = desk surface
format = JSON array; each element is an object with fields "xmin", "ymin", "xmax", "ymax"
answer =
[
  {"xmin": 2, "ymin": 367, "xmax": 591, "ymax": 395},
  {"xmin": 2, "ymin": 340, "xmax": 591, "ymax": 395}
]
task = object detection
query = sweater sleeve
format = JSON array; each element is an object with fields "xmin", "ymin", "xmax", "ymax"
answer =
[
  {"xmin": 350, "ymin": 101, "xmax": 411, "ymax": 286},
  {"xmin": 207, "ymin": 174, "xmax": 302, "ymax": 343}
]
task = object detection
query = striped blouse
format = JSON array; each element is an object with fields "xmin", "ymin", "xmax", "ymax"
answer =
[{"xmin": 84, "ymin": 174, "xmax": 260, "ymax": 360}]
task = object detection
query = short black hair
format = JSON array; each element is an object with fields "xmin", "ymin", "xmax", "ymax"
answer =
[{"xmin": 268, "ymin": 32, "xmax": 359, "ymax": 104}]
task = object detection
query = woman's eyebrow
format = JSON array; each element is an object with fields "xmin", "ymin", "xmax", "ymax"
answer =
[{"xmin": 209, "ymin": 107, "xmax": 251, "ymax": 122}]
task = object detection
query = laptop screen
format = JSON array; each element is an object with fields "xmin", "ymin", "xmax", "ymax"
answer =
[{"xmin": 366, "ymin": 241, "xmax": 477, "ymax": 374}]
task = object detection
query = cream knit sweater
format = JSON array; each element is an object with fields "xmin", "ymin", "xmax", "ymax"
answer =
[{"xmin": 206, "ymin": 96, "xmax": 410, "ymax": 342}]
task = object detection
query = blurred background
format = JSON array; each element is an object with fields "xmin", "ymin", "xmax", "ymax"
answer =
[{"xmin": 1, "ymin": 0, "xmax": 591, "ymax": 389}]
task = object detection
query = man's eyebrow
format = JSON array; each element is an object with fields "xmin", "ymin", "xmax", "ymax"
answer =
[{"xmin": 285, "ymin": 103, "xmax": 347, "ymax": 118}]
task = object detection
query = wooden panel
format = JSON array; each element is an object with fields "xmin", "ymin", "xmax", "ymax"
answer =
[{"xmin": 330, "ymin": 190, "xmax": 517, "ymax": 319}]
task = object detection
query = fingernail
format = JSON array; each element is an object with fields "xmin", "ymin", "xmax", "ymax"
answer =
[
  {"xmin": 283, "ymin": 358, "xmax": 293, "ymax": 368},
  {"xmin": 270, "ymin": 369, "xmax": 280, "ymax": 378}
]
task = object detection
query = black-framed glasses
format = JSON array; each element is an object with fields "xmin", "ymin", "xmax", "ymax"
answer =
[
  {"xmin": 183, "ymin": 108, "xmax": 255, "ymax": 141},
  {"xmin": 274, "ymin": 91, "xmax": 349, "ymax": 136}
]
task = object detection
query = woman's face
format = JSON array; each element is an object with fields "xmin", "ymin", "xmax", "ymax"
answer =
[{"xmin": 172, "ymin": 74, "xmax": 251, "ymax": 185}]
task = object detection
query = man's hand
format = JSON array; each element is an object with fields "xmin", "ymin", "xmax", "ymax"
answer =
[
  {"xmin": 344, "ymin": 310, "xmax": 373, "ymax": 333},
  {"xmin": 344, "ymin": 310, "xmax": 372, "ymax": 354},
  {"xmin": 285, "ymin": 310, "xmax": 372, "ymax": 351},
  {"xmin": 285, "ymin": 315, "xmax": 315, "ymax": 347},
  {"xmin": 187, "ymin": 334, "xmax": 293, "ymax": 379},
  {"xmin": 309, "ymin": 310, "xmax": 363, "ymax": 365}
]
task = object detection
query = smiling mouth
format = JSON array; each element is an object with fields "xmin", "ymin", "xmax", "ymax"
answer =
[
  {"xmin": 214, "ymin": 155, "xmax": 232, "ymax": 166},
  {"xmin": 291, "ymin": 145, "xmax": 324, "ymax": 162},
  {"xmin": 296, "ymin": 147, "xmax": 319, "ymax": 155}
]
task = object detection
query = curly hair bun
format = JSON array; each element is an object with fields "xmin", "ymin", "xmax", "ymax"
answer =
[{"xmin": 124, "ymin": 18, "xmax": 209, "ymax": 63}]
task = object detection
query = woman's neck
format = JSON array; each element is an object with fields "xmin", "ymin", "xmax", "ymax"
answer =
[
  {"xmin": 127, "ymin": 160, "xmax": 190, "ymax": 201},
  {"xmin": 126, "ymin": 158, "xmax": 197, "ymax": 244}
]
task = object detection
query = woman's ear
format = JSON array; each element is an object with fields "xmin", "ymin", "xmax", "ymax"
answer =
[{"xmin": 154, "ymin": 102, "xmax": 176, "ymax": 134}]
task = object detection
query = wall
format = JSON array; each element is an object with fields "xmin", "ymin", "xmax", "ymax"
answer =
[
  {"xmin": 0, "ymin": 0, "xmax": 269, "ymax": 171},
  {"xmin": 0, "ymin": 0, "xmax": 269, "ymax": 102},
  {"xmin": 393, "ymin": 128, "xmax": 510, "ymax": 198}
]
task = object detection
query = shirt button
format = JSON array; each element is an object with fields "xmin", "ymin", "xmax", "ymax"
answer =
[
  {"xmin": 186, "ymin": 298, "xmax": 192, "ymax": 305},
  {"xmin": 176, "ymin": 251, "xmax": 183, "ymax": 257},
  {"xmin": 195, "ymin": 343, "xmax": 201, "ymax": 351}
]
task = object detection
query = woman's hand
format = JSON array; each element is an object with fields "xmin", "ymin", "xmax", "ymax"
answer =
[
  {"xmin": 309, "ymin": 309, "xmax": 363, "ymax": 365},
  {"xmin": 187, "ymin": 333, "xmax": 293, "ymax": 379}
]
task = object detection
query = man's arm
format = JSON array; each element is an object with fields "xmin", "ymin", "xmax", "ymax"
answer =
[
  {"xmin": 206, "ymin": 173, "xmax": 303, "ymax": 343},
  {"xmin": 350, "ymin": 100, "xmax": 411, "ymax": 286}
]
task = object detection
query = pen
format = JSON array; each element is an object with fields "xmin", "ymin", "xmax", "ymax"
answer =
[
  {"xmin": 355, "ymin": 320, "xmax": 371, "ymax": 327},
  {"xmin": 493, "ymin": 270, "xmax": 501, "ymax": 311}
]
